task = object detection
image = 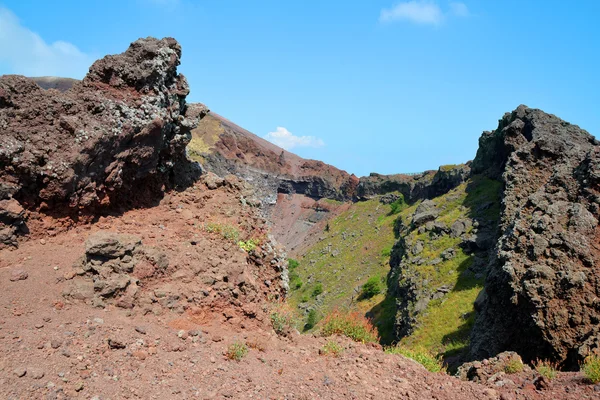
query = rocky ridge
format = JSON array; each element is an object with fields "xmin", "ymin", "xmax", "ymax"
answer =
[
  {"xmin": 0, "ymin": 37, "xmax": 204, "ymax": 248},
  {"xmin": 470, "ymin": 105, "xmax": 600, "ymax": 368}
]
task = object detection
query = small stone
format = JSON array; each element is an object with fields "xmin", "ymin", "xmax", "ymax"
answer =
[
  {"xmin": 108, "ymin": 338, "xmax": 126, "ymax": 349},
  {"xmin": 133, "ymin": 350, "xmax": 148, "ymax": 360},
  {"xmin": 135, "ymin": 326, "xmax": 147, "ymax": 335},
  {"xmin": 75, "ymin": 381, "xmax": 84, "ymax": 392},
  {"xmin": 13, "ymin": 367, "xmax": 26, "ymax": 377},
  {"xmin": 40, "ymin": 239, "xmax": 46, "ymax": 245},
  {"xmin": 188, "ymin": 329, "xmax": 202, "ymax": 337},
  {"xmin": 34, "ymin": 323, "xmax": 44, "ymax": 329},
  {"xmin": 29, "ymin": 368, "xmax": 45, "ymax": 379},
  {"xmin": 93, "ymin": 318, "xmax": 104, "ymax": 325},
  {"xmin": 50, "ymin": 340, "xmax": 62, "ymax": 349},
  {"xmin": 9, "ymin": 269, "xmax": 28, "ymax": 281},
  {"xmin": 177, "ymin": 330, "xmax": 188, "ymax": 340}
]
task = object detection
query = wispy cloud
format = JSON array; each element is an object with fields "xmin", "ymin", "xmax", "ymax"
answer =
[
  {"xmin": 379, "ymin": 1, "xmax": 469, "ymax": 26},
  {"xmin": 264, "ymin": 127, "xmax": 325, "ymax": 151},
  {"xmin": 449, "ymin": 2, "xmax": 469, "ymax": 17},
  {"xmin": 0, "ymin": 7, "xmax": 94, "ymax": 78}
]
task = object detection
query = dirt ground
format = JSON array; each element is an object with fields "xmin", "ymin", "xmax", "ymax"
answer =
[{"xmin": 1, "ymin": 183, "xmax": 599, "ymax": 400}]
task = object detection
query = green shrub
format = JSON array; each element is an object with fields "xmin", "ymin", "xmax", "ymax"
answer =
[
  {"xmin": 305, "ymin": 309, "xmax": 318, "ymax": 330},
  {"xmin": 288, "ymin": 258, "xmax": 299, "ymax": 270},
  {"xmin": 389, "ymin": 196, "xmax": 407, "ymax": 215},
  {"xmin": 270, "ymin": 307, "xmax": 297, "ymax": 335},
  {"xmin": 504, "ymin": 357, "xmax": 524, "ymax": 374},
  {"xmin": 321, "ymin": 310, "xmax": 378, "ymax": 343},
  {"xmin": 583, "ymin": 355, "xmax": 600, "ymax": 383},
  {"xmin": 361, "ymin": 276, "xmax": 382, "ymax": 299},
  {"xmin": 381, "ymin": 246, "xmax": 392, "ymax": 257},
  {"xmin": 238, "ymin": 239, "xmax": 258, "ymax": 252},
  {"xmin": 321, "ymin": 340, "xmax": 344, "ymax": 357},
  {"xmin": 289, "ymin": 271, "xmax": 303, "ymax": 290},
  {"xmin": 300, "ymin": 294, "xmax": 309, "ymax": 303},
  {"xmin": 226, "ymin": 342, "xmax": 248, "ymax": 361},
  {"xmin": 312, "ymin": 283, "xmax": 323, "ymax": 297},
  {"xmin": 534, "ymin": 360, "xmax": 558, "ymax": 380},
  {"xmin": 386, "ymin": 346, "xmax": 445, "ymax": 373}
]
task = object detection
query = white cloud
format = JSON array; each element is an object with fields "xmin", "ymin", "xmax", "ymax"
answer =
[
  {"xmin": 379, "ymin": 1, "xmax": 469, "ymax": 26},
  {"xmin": 264, "ymin": 127, "xmax": 325, "ymax": 151},
  {"xmin": 449, "ymin": 2, "xmax": 469, "ymax": 17},
  {"xmin": 0, "ymin": 7, "xmax": 94, "ymax": 78}
]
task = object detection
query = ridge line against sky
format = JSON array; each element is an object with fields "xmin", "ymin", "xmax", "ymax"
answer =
[{"xmin": 0, "ymin": 0, "xmax": 598, "ymax": 177}]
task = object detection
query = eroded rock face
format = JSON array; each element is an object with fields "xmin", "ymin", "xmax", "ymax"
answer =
[
  {"xmin": 0, "ymin": 37, "xmax": 203, "ymax": 247},
  {"xmin": 470, "ymin": 105, "xmax": 600, "ymax": 368},
  {"xmin": 357, "ymin": 164, "xmax": 471, "ymax": 202}
]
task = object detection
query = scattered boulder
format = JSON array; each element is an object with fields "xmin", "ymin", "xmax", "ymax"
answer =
[
  {"xmin": 457, "ymin": 352, "xmax": 528, "ymax": 383},
  {"xmin": 9, "ymin": 269, "xmax": 28, "ymax": 281}
]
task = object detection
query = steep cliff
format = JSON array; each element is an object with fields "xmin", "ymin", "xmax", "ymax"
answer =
[{"xmin": 470, "ymin": 105, "xmax": 600, "ymax": 368}]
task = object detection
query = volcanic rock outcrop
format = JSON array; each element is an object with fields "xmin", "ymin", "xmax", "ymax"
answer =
[
  {"xmin": 0, "ymin": 37, "xmax": 203, "ymax": 248},
  {"xmin": 469, "ymin": 105, "xmax": 600, "ymax": 368},
  {"xmin": 357, "ymin": 163, "xmax": 471, "ymax": 202},
  {"xmin": 189, "ymin": 112, "xmax": 359, "ymax": 205}
]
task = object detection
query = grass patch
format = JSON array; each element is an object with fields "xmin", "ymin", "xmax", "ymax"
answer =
[
  {"xmin": 226, "ymin": 342, "xmax": 248, "ymax": 361},
  {"xmin": 504, "ymin": 357, "xmax": 524, "ymax": 374},
  {"xmin": 305, "ymin": 309, "xmax": 319, "ymax": 331},
  {"xmin": 321, "ymin": 340, "xmax": 344, "ymax": 357},
  {"xmin": 360, "ymin": 276, "xmax": 382, "ymax": 299},
  {"xmin": 534, "ymin": 360, "xmax": 558, "ymax": 380},
  {"xmin": 312, "ymin": 283, "xmax": 324, "ymax": 297},
  {"xmin": 204, "ymin": 222, "xmax": 240, "ymax": 242},
  {"xmin": 583, "ymin": 355, "xmax": 600, "ymax": 383},
  {"xmin": 287, "ymin": 197, "xmax": 399, "ymax": 340},
  {"xmin": 270, "ymin": 304, "xmax": 298, "ymax": 336},
  {"xmin": 389, "ymin": 195, "xmax": 407, "ymax": 215},
  {"xmin": 386, "ymin": 345, "xmax": 446, "ymax": 373},
  {"xmin": 321, "ymin": 310, "xmax": 379, "ymax": 343}
]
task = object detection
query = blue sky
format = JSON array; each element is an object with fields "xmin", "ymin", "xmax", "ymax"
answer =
[{"xmin": 1, "ymin": 1, "xmax": 598, "ymax": 176}]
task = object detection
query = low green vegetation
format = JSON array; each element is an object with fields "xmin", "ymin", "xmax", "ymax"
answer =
[
  {"xmin": 226, "ymin": 342, "xmax": 248, "ymax": 361},
  {"xmin": 504, "ymin": 357, "xmax": 524, "ymax": 374},
  {"xmin": 287, "ymin": 197, "xmax": 401, "ymax": 339},
  {"xmin": 311, "ymin": 283, "xmax": 323, "ymax": 297},
  {"xmin": 583, "ymin": 355, "xmax": 600, "ymax": 383},
  {"xmin": 288, "ymin": 258, "xmax": 303, "ymax": 290},
  {"xmin": 389, "ymin": 195, "xmax": 407, "ymax": 215},
  {"xmin": 305, "ymin": 309, "xmax": 318, "ymax": 330},
  {"xmin": 321, "ymin": 340, "xmax": 344, "ymax": 357},
  {"xmin": 287, "ymin": 175, "xmax": 502, "ymax": 366},
  {"xmin": 238, "ymin": 239, "xmax": 258, "ymax": 252},
  {"xmin": 395, "ymin": 176, "xmax": 502, "ymax": 362},
  {"xmin": 361, "ymin": 276, "xmax": 382, "ymax": 299},
  {"xmin": 204, "ymin": 222, "xmax": 240, "ymax": 242},
  {"xmin": 534, "ymin": 360, "xmax": 558, "ymax": 380},
  {"xmin": 321, "ymin": 310, "xmax": 379, "ymax": 343},
  {"xmin": 386, "ymin": 345, "xmax": 446, "ymax": 373}
]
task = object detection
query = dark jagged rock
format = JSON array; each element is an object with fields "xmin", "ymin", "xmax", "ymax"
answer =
[
  {"xmin": 357, "ymin": 164, "xmax": 471, "ymax": 202},
  {"xmin": 470, "ymin": 105, "xmax": 600, "ymax": 368},
  {"xmin": 0, "ymin": 37, "xmax": 202, "ymax": 247}
]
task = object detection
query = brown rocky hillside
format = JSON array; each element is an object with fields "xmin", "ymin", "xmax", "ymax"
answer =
[{"xmin": 1, "ymin": 37, "xmax": 599, "ymax": 400}]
